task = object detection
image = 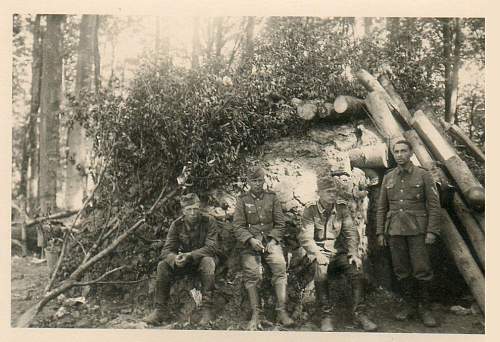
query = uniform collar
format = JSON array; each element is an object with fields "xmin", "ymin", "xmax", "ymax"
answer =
[
  {"xmin": 317, "ymin": 200, "xmax": 336, "ymax": 215},
  {"xmin": 250, "ymin": 191, "xmax": 264, "ymax": 200},
  {"xmin": 397, "ymin": 161, "xmax": 415, "ymax": 175}
]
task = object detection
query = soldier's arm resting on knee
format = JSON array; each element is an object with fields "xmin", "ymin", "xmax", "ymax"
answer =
[
  {"xmin": 298, "ymin": 205, "xmax": 323, "ymax": 261},
  {"xmin": 160, "ymin": 220, "xmax": 181, "ymax": 268}
]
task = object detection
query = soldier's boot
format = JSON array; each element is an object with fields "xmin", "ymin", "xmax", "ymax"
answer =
[
  {"xmin": 199, "ymin": 274, "xmax": 216, "ymax": 326},
  {"xmin": 395, "ymin": 278, "xmax": 417, "ymax": 321},
  {"xmin": 417, "ymin": 280, "xmax": 438, "ymax": 327},
  {"xmin": 274, "ymin": 281, "xmax": 295, "ymax": 327},
  {"xmin": 246, "ymin": 285, "xmax": 262, "ymax": 331},
  {"xmin": 352, "ymin": 278, "xmax": 378, "ymax": 332},
  {"xmin": 144, "ymin": 263, "xmax": 172, "ymax": 325},
  {"xmin": 315, "ymin": 280, "xmax": 334, "ymax": 332}
]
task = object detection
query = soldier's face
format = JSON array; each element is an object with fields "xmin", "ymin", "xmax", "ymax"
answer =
[
  {"xmin": 182, "ymin": 205, "xmax": 201, "ymax": 222},
  {"xmin": 318, "ymin": 188, "xmax": 336, "ymax": 204},
  {"xmin": 248, "ymin": 176, "xmax": 265, "ymax": 192},
  {"xmin": 393, "ymin": 143, "xmax": 412, "ymax": 165}
]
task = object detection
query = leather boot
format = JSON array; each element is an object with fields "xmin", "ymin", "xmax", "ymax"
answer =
[
  {"xmin": 417, "ymin": 280, "xmax": 438, "ymax": 327},
  {"xmin": 144, "ymin": 268, "xmax": 171, "ymax": 325},
  {"xmin": 199, "ymin": 274, "xmax": 215, "ymax": 326},
  {"xmin": 246, "ymin": 285, "xmax": 261, "ymax": 331},
  {"xmin": 352, "ymin": 278, "xmax": 378, "ymax": 332},
  {"xmin": 275, "ymin": 281, "xmax": 295, "ymax": 327},
  {"xmin": 315, "ymin": 280, "xmax": 334, "ymax": 332},
  {"xmin": 395, "ymin": 278, "xmax": 417, "ymax": 321}
]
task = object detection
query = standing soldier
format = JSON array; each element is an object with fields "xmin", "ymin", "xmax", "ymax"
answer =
[
  {"xmin": 376, "ymin": 139, "xmax": 441, "ymax": 327},
  {"xmin": 233, "ymin": 167, "xmax": 295, "ymax": 330},
  {"xmin": 144, "ymin": 193, "xmax": 219, "ymax": 326},
  {"xmin": 298, "ymin": 174, "xmax": 378, "ymax": 332}
]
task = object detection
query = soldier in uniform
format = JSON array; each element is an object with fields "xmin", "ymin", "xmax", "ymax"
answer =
[
  {"xmin": 233, "ymin": 167, "xmax": 295, "ymax": 330},
  {"xmin": 144, "ymin": 193, "xmax": 219, "ymax": 326},
  {"xmin": 298, "ymin": 174, "xmax": 378, "ymax": 332},
  {"xmin": 376, "ymin": 139, "xmax": 441, "ymax": 327}
]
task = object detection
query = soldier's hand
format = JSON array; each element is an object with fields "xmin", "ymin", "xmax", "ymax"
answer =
[
  {"xmin": 349, "ymin": 255, "xmax": 362, "ymax": 270},
  {"xmin": 175, "ymin": 253, "xmax": 189, "ymax": 268},
  {"xmin": 377, "ymin": 234, "xmax": 387, "ymax": 247},
  {"xmin": 249, "ymin": 238, "xmax": 265, "ymax": 253},
  {"xmin": 315, "ymin": 252, "xmax": 329, "ymax": 265},
  {"xmin": 425, "ymin": 232, "xmax": 437, "ymax": 245}
]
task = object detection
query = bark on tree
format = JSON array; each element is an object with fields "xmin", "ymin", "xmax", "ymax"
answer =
[
  {"xmin": 27, "ymin": 15, "xmax": 43, "ymax": 214},
  {"xmin": 93, "ymin": 16, "xmax": 101, "ymax": 92},
  {"xmin": 348, "ymin": 143, "xmax": 389, "ymax": 169},
  {"xmin": 440, "ymin": 119, "xmax": 485, "ymax": 163},
  {"xmin": 441, "ymin": 18, "xmax": 454, "ymax": 121},
  {"xmin": 242, "ymin": 17, "xmax": 255, "ymax": 64},
  {"xmin": 363, "ymin": 91, "xmax": 404, "ymax": 141},
  {"xmin": 214, "ymin": 17, "xmax": 225, "ymax": 59},
  {"xmin": 66, "ymin": 15, "xmax": 98, "ymax": 211},
  {"xmin": 191, "ymin": 17, "xmax": 201, "ymax": 69},
  {"xmin": 412, "ymin": 110, "xmax": 484, "ymax": 211},
  {"xmin": 447, "ymin": 18, "xmax": 463, "ymax": 123},
  {"xmin": 39, "ymin": 14, "xmax": 64, "ymax": 214}
]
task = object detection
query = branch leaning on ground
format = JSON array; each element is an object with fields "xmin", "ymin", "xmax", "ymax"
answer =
[{"xmin": 15, "ymin": 184, "xmax": 176, "ymax": 328}]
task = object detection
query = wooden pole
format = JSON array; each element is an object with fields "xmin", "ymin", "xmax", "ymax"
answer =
[
  {"xmin": 412, "ymin": 110, "xmax": 484, "ymax": 211},
  {"xmin": 378, "ymin": 74, "xmax": 413, "ymax": 126},
  {"xmin": 333, "ymin": 95, "xmax": 366, "ymax": 116},
  {"xmin": 440, "ymin": 119, "xmax": 485, "ymax": 163}
]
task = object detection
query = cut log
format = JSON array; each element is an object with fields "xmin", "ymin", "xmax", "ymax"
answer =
[
  {"xmin": 378, "ymin": 74, "xmax": 413, "ymax": 126},
  {"xmin": 440, "ymin": 210, "xmax": 485, "ymax": 313},
  {"xmin": 356, "ymin": 69, "xmax": 396, "ymax": 108},
  {"xmin": 348, "ymin": 143, "xmax": 389, "ymax": 169},
  {"xmin": 296, "ymin": 101, "xmax": 317, "ymax": 120},
  {"xmin": 333, "ymin": 95, "xmax": 366, "ymax": 116},
  {"xmin": 452, "ymin": 194, "xmax": 485, "ymax": 270},
  {"xmin": 440, "ymin": 119, "xmax": 485, "ymax": 163},
  {"xmin": 364, "ymin": 91, "xmax": 404, "ymax": 141},
  {"xmin": 412, "ymin": 110, "xmax": 484, "ymax": 211}
]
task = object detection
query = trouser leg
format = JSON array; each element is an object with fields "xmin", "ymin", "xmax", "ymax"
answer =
[{"xmin": 199, "ymin": 257, "xmax": 217, "ymax": 324}]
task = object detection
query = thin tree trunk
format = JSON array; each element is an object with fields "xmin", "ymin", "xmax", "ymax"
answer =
[
  {"xmin": 447, "ymin": 18, "xmax": 462, "ymax": 123},
  {"xmin": 27, "ymin": 15, "xmax": 43, "ymax": 214},
  {"xmin": 241, "ymin": 16, "xmax": 255, "ymax": 66},
  {"xmin": 93, "ymin": 16, "xmax": 101, "ymax": 92},
  {"xmin": 65, "ymin": 15, "xmax": 98, "ymax": 210},
  {"xmin": 39, "ymin": 14, "xmax": 64, "ymax": 214},
  {"xmin": 214, "ymin": 17, "xmax": 224, "ymax": 59},
  {"xmin": 442, "ymin": 18, "xmax": 453, "ymax": 119}
]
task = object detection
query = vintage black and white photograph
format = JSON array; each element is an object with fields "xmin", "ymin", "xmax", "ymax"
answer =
[{"xmin": 10, "ymin": 13, "xmax": 485, "ymax": 334}]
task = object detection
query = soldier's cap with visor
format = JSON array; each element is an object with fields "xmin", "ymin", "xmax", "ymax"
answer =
[
  {"xmin": 248, "ymin": 166, "xmax": 266, "ymax": 180},
  {"xmin": 391, "ymin": 137, "xmax": 413, "ymax": 152},
  {"xmin": 180, "ymin": 193, "xmax": 201, "ymax": 209},
  {"xmin": 316, "ymin": 174, "xmax": 336, "ymax": 191}
]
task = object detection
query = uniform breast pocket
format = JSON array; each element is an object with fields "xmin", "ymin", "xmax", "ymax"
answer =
[
  {"xmin": 409, "ymin": 182, "xmax": 425, "ymax": 200},
  {"xmin": 385, "ymin": 181, "xmax": 395, "ymax": 196},
  {"xmin": 245, "ymin": 205, "xmax": 259, "ymax": 223}
]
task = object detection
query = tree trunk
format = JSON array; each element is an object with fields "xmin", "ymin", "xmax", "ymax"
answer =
[
  {"xmin": 412, "ymin": 110, "xmax": 484, "ymax": 211},
  {"xmin": 214, "ymin": 17, "xmax": 224, "ymax": 59},
  {"xmin": 440, "ymin": 119, "xmax": 484, "ymax": 163},
  {"xmin": 191, "ymin": 17, "xmax": 201, "ymax": 69},
  {"xmin": 93, "ymin": 16, "xmax": 101, "ymax": 92},
  {"xmin": 333, "ymin": 95, "xmax": 366, "ymax": 116},
  {"xmin": 363, "ymin": 91, "xmax": 404, "ymax": 142},
  {"xmin": 447, "ymin": 18, "xmax": 463, "ymax": 123},
  {"xmin": 348, "ymin": 143, "xmax": 388, "ymax": 168},
  {"xmin": 355, "ymin": 69, "xmax": 397, "ymax": 113},
  {"xmin": 27, "ymin": 15, "xmax": 43, "ymax": 214},
  {"xmin": 441, "ymin": 18, "xmax": 454, "ymax": 120},
  {"xmin": 155, "ymin": 16, "xmax": 160, "ymax": 66},
  {"xmin": 65, "ymin": 15, "xmax": 98, "ymax": 211},
  {"xmin": 242, "ymin": 16, "xmax": 255, "ymax": 64},
  {"xmin": 440, "ymin": 211, "xmax": 485, "ymax": 313},
  {"xmin": 452, "ymin": 194, "xmax": 484, "ymax": 270},
  {"xmin": 39, "ymin": 14, "xmax": 64, "ymax": 214},
  {"xmin": 378, "ymin": 74, "xmax": 413, "ymax": 126}
]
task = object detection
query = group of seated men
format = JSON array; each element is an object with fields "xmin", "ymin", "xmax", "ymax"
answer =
[{"xmin": 144, "ymin": 139, "xmax": 440, "ymax": 331}]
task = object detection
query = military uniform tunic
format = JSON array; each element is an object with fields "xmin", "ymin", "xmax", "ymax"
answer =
[
  {"xmin": 376, "ymin": 162, "xmax": 441, "ymax": 281},
  {"xmin": 233, "ymin": 191, "xmax": 287, "ymax": 288}
]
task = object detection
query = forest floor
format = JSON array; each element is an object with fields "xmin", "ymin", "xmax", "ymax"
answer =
[{"xmin": 11, "ymin": 254, "xmax": 484, "ymax": 334}]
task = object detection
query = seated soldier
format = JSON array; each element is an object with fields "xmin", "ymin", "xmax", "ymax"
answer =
[
  {"xmin": 298, "ymin": 174, "xmax": 378, "ymax": 332},
  {"xmin": 233, "ymin": 166, "xmax": 295, "ymax": 330},
  {"xmin": 144, "ymin": 193, "xmax": 219, "ymax": 326}
]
